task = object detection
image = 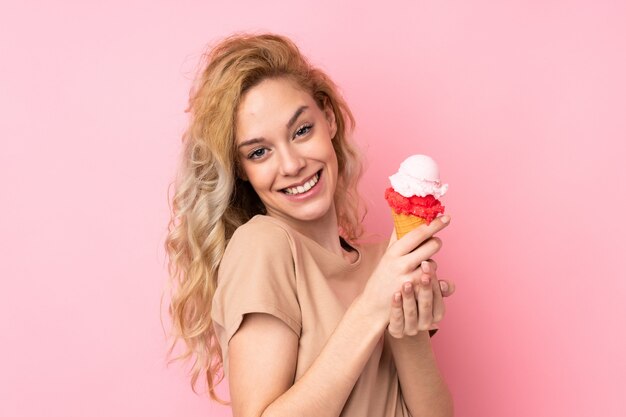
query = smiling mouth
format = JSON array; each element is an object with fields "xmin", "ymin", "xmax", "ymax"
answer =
[{"xmin": 282, "ymin": 170, "xmax": 321, "ymax": 195}]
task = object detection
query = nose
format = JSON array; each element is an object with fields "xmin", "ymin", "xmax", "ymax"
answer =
[{"xmin": 277, "ymin": 144, "xmax": 305, "ymax": 177}]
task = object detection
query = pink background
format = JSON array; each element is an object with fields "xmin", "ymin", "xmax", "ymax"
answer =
[{"xmin": 1, "ymin": 1, "xmax": 624, "ymax": 416}]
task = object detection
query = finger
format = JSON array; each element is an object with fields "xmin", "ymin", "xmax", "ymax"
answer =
[
  {"xmin": 387, "ymin": 292, "xmax": 404, "ymax": 338},
  {"xmin": 387, "ymin": 228, "xmax": 398, "ymax": 248},
  {"xmin": 439, "ymin": 280, "xmax": 456, "ymax": 297},
  {"xmin": 390, "ymin": 215, "xmax": 450, "ymax": 256},
  {"xmin": 402, "ymin": 282, "xmax": 419, "ymax": 336},
  {"xmin": 416, "ymin": 263, "xmax": 434, "ymax": 331},
  {"xmin": 426, "ymin": 263, "xmax": 445, "ymax": 323},
  {"xmin": 405, "ymin": 236, "xmax": 443, "ymax": 270},
  {"xmin": 427, "ymin": 258, "xmax": 438, "ymax": 271}
]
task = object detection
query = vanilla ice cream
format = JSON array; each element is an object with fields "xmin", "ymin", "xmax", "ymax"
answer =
[{"xmin": 388, "ymin": 155, "xmax": 449, "ymax": 199}]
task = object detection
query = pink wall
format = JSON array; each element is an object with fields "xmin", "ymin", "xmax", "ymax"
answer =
[{"xmin": 1, "ymin": 1, "xmax": 624, "ymax": 416}]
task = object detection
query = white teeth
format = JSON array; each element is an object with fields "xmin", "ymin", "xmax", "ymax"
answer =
[{"xmin": 284, "ymin": 172, "xmax": 320, "ymax": 195}]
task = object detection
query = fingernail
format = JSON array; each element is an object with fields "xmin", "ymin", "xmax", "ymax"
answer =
[
  {"xmin": 422, "ymin": 275, "xmax": 430, "ymax": 285},
  {"xmin": 421, "ymin": 261, "xmax": 430, "ymax": 273},
  {"xmin": 404, "ymin": 282, "xmax": 413, "ymax": 293},
  {"xmin": 440, "ymin": 215, "xmax": 450, "ymax": 224},
  {"xmin": 394, "ymin": 292, "xmax": 401, "ymax": 303},
  {"xmin": 440, "ymin": 281, "xmax": 449, "ymax": 292}
]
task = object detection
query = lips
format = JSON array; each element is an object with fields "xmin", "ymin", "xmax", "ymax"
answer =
[{"xmin": 281, "ymin": 170, "xmax": 321, "ymax": 195}]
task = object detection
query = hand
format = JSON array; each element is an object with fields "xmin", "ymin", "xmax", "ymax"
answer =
[
  {"xmin": 361, "ymin": 215, "xmax": 451, "ymax": 321},
  {"xmin": 387, "ymin": 259, "xmax": 456, "ymax": 338}
]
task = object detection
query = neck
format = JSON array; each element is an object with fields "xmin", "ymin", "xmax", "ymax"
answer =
[
  {"xmin": 300, "ymin": 209, "xmax": 344, "ymax": 254},
  {"xmin": 269, "ymin": 203, "xmax": 353, "ymax": 261}
]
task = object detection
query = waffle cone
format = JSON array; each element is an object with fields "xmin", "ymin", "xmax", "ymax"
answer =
[{"xmin": 391, "ymin": 210, "xmax": 427, "ymax": 239}]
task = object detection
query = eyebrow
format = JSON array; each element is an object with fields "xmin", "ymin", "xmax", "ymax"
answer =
[
  {"xmin": 237, "ymin": 105, "xmax": 309, "ymax": 149},
  {"xmin": 287, "ymin": 105, "xmax": 308, "ymax": 129}
]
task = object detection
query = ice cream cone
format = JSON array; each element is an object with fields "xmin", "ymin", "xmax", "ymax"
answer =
[
  {"xmin": 391, "ymin": 209, "xmax": 426, "ymax": 239},
  {"xmin": 385, "ymin": 155, "xmax": 447, "ymax": 238}
]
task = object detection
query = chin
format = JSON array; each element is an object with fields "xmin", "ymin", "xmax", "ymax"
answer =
[{"xmin": 294, "ymin": 201, "xmax": 335, "ymax": 223}]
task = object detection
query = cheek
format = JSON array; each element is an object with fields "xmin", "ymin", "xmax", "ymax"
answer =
[
  {"xmin": 311, "ymin": 136, "xmax": 337, "ymax": 161},
  {"xmin": 243, "ymin": 164, "xmax": 273, "ymax": 190},
  {"xmin": 325, "ymin": 143, "xmax": 339, "ymax": 171}
]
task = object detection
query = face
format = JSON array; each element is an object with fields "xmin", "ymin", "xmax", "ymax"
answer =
[{"xmin": 235, "ymin": 77, "xmax": 339, "ymax": 228}]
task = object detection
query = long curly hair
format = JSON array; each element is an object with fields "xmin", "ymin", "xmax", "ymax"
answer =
[{"xmin": 164, "ymin": 33, "xmax": 366, "ymax": 401}]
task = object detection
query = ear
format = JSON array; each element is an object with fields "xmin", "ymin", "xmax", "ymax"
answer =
[{"xmin": 323, "ymin": 99, "xmax": 337, "ymax": 139}]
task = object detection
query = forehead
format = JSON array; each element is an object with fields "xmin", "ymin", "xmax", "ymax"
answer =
[{"xmin": 235, "ymin": 78, "xmax": 317, "ymax": 141}]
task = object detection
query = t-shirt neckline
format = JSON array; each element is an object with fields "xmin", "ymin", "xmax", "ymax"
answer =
[{"xmin": 253, "ymin": 215, "xmax": 362, "ymax": 268}]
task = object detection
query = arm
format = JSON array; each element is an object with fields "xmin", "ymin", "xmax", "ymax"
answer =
[
  {"xmin": 229, "ymin": 297, "xmax": 387, "ymax": 417},
  {"xmin": 386, "ymin": 333, "xmax": 453, "ymax": 417},
  {"xmin": 386, "ymin": 261, "xmax": 454, "ymax": 417}
]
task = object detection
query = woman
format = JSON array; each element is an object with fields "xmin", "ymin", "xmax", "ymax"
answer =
[{"xmin": 165, "ymin": 33, "xmax": 455, "ymax": 417}]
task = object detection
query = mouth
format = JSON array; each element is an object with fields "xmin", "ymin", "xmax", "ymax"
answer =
[{"xmin": 281, "ymin": 170, "xmax": 322, "ymax": 195}]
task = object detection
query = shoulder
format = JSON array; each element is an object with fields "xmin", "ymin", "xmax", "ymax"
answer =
[
  {"xmin": 219, "ymin": 215, "xmax": 300, "ymax": 283},
  {"xmin": 212, "ymin": 217, "xmax": 303, "ymax": 357},
  {"xmin": 230, "ymin": 215, "xmax": 292, "ymax": 243},
  {"xmin": 225, "ymin": 215, "xmax": 296, "ymax": 256}
]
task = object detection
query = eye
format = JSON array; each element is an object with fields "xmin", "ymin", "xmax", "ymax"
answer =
[
  {"xmin": 247, "ymin": 147, "xmax": 268, "ymax": 160},
  {"xmin": 294, "ymin": 123, "xmax": 313, "ymax": 138}
]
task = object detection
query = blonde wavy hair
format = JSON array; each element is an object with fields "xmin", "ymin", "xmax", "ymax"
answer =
[{"xmin": 164, "ymin": 33, "xmax": 366, "ymax": 401}]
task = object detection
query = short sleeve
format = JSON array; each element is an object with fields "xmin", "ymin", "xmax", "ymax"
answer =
[{"xmin": 211, "ymin": 218, "xmax": 302, "ymax": 351}]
